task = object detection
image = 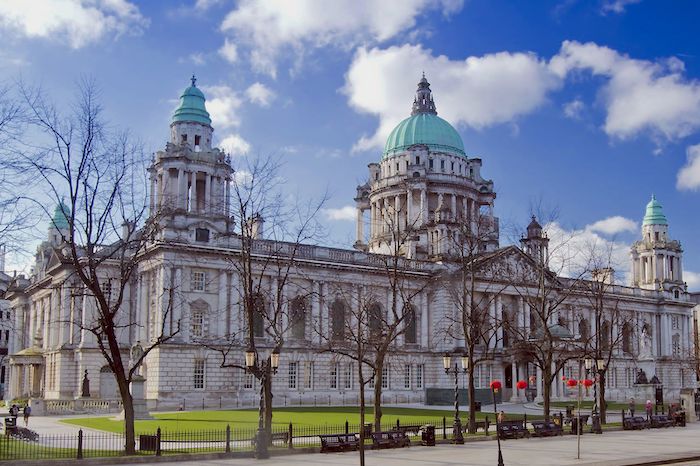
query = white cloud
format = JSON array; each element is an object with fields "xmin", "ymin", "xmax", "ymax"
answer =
[
  {"xmin": 189, "ymin": 53, "xmax": 206, "ymax": 66},
  {"xmin": 550, "ymin": 40, "xmax": 700, "ymax": 141},
  {"xmin": 218, "ymin": 38, "xmax": 238, "ymax": 64},
  {"xmin": 245, "ymin": 82, "xmax": 276, "ymax": 107},
  {"xmin": 323, "ymin": 206, "xmax": 356, "ymax": 221},
  {"xmin": 195, "ymin": 0, "xmax": 224, "ymax": 10},
  {"xmin": 219, "ymin": 134, "xmax": 250, "ymax": 156},
  {"xmin": 601, "ymin": 0, "xmax": 641, "ymax": 14},
  {"xmin": 219, "ymin": 0, "xmax": 464, "ymax": 77},
  {"xmin": 685, "ymin": 270, "xmax": 700, "ymax": 292},
  {"xmin": 0, "ymin": 0, "xmax": 148, "ymax": 48},
  {"xmin": 677, "ymin": 143, "xmax": 700, "ymax": 191},
  {"xmin": 344, "ymin": 44, "xmax": 561, "ymax": 152},
  {"xmin": 586, "ymin": 216, "xmax": 637, "ymax": 235},
  {"xmin": 201, "ymin": 85, "xmax": 241, "ymax": 130},
  {"xmin": 233, "ymin": 169, "xmax": 253, "ymax": 185},
  {"xmin": 563, "ymin": 98, "xmax": 584, "ymax": 119}
]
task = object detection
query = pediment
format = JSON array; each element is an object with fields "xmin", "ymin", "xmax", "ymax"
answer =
[{"xmin": 471, "ymin": 246, "xmax": 560, "ymax": 286}]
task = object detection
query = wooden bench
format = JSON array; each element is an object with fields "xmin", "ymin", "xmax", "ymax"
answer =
[
  {"xmin": 371, "ymin": 431, "xmax": 410, "ymax": 449},
  {"xmin": 473, "ymin": 418, "xmax": 490, "ymax": 435},
  {"xmin": 270, "ymin": 431, "xmax": 289, "ymax": 445},
  {"xmin": 395, "ymin": 424, "xmax": 422, "ymax": 436},
  {"xmin": 650, "ymin": 415, "xmax": 674, "ymax": 428},
  {"xmin": 531, "ymin": 420, "xmax": 563, "ymax": 437},
  {"xmin": 623, "ymin": 416, "xmax": 648, "ymax": 430},
  {"xmin": 319, "ymin": 433, "xmax": 359, "ymax": 453},
  {"xmin": 497, "ymin": 419, "xmax": 529, "ymax": 440}
]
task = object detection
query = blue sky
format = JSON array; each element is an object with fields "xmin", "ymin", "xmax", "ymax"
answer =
[{"xmin": 1, "ymin": 0, "xmax": 699, "ymax": 289}]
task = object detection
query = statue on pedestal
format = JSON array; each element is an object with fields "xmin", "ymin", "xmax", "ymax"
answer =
[
  {"xmin": 81, "ymin": 370, "xmax": 90, "ymax": 398},
  {"xmin": 638, "ymin": 324, "xmax": 653, "ymax": 359},
  {"xmin": 129, "ymin": 341, "xmax": 144, "ymax": 376}
]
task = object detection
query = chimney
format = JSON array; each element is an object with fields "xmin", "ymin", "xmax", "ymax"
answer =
[
  {"xmin": 246, "ymin": 214, "xmax": 264, "ymax": 240},
  {"xmin": 592, "ymin": 267, "xmax": 615, "ymax": 285}
]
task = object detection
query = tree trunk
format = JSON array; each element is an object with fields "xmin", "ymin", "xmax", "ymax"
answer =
[
  {"xmin": 599, "ymin": 371, "xmax": 607, "ymax": 424},
  {"xmin": 358, "ymin": 365, "xmax": 365, "ymax": 466},
  {"xmin": 467, "ymin": 365, "xmax": 476, "ymax": 433},
  {"xmin": 373, "ymin": 361, "xmax": 383, "ymax": 432},
  {"xmin": 542, "ymin": 366, "xmax": 552, "ymax": 421},
  {"xmin": 116, "ymin": 375, "xmax": 135, "ymax": 454}
]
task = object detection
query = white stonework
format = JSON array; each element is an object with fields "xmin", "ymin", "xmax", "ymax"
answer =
[{"xmin": 4, "ymin": 77, "xmax": 697, "ymax": 412}]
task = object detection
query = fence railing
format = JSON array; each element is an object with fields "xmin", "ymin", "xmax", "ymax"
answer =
[{"xmin": 0, "ymin": 416, "xmax": 465, "ymax": 460}]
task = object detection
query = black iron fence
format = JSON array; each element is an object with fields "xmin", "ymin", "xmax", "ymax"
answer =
[{"xmin": 0, "ymin": 416, "xmax": 465, "ymax": 460}]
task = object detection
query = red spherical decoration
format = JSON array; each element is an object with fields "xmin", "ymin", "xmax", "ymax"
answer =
[
  {"xmin": 490, "ymin": 380, "xmax": 502, "ymax": 391},
  {"xmin": 516, "ymin": 380, "xmax": 527, "ymax": 390},
  {"xmin": 566, "ymin": 379, "xmax": 578, "ymax": 387},
  {"xmin": 561, "ymin": 375, "xmax": 568, "ymax": 381},
  {"xmin": 582, "ymin": 379, "xmax": 594, "ymax": 387}
]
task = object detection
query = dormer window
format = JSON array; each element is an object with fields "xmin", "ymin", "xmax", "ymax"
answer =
[
  {"xmin": 416, "ymin": 156, "xmax": 420, "ymax": 164},
  {"xmin": 655, "ymin": 232, "xmax": 659, "ymax": 241},
  {"xmin": 194, "ymin": 135, "xmax": 201, "ymax": 151},
  {"xmin": 429, "ymin": 159, "xmax": 433, "ymax": 169},
  {"xmin": 181, "ymin": 134, "xmax": 187, "ymax": 143}
]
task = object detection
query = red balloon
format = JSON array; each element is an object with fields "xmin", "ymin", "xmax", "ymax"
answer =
[
  {"xmin": 566, "ymin": 379, "xmax": 578, "ymax": 387},
  {"xmin": 582, "ymin": 379, "xmax": 594, "ymax": 387},
  {"xmin": 490, "ymin": 380, "xmax": 502, "ymax": 390},
  {"xmin": 516, "ymin": 380, "xmax": 527, "ymax": 390}
]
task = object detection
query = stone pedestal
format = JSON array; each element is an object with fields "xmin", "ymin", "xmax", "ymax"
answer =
[
  {"xmin": 636, "ymin": 359, "xmax": 656, "ymax": 383},
  {"xmin": 680, "ymin": 388, "xmax": 696, "ymax": 422},
  {"xmin": 117, "ymin": 375, "xmax": 152, "ymax": 420},
  {"xmin": 633, "ymin": 384, "xmax": 656, "ymax": 404},
  {"xmin": 28, "ymin": 398, "xmax": 45, "ymax": 416}
]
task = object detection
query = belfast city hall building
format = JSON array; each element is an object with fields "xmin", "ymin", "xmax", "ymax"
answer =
[{"xmin": 3, "ymin": 76, "xmax": 697, "ymax": 412}]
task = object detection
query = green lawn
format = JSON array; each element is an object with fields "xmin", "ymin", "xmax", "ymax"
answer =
[{"xmin": 62, "ymin": 407, "xmax": 505, "ymax": 434}]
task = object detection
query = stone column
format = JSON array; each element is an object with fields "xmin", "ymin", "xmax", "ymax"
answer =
[
  {"xmin": 420, "ymin": 292, "xmax": 428, "ymax": 348},
  {"xmin": 190, "ymin": 172, "xmax": 198, "ymax": 213},
  {"xmin": 510, "ymin": 360, "xmax": 519, "ymax": 402},
  {"xmin": 451, "ymin": 194, "xmax": 457, "ymax": 221},
  {"xmin": 420, "ymin": 189, "xmax": 426, "ymax": 225},
  {"xmin": 59, "ymin": 283, "xmax": 70, "ymax": 346},
  {"xmin": 535, "ymin": 365, "xmax": 543, "ymax": 402},
  {"xmin": 406, "ymin": 189, "xmax": 413, "ymax": 226},
  {"xmin": 495, "ymin": 295, "xmax": 503, "ymax": 349},
  {"xmin": 356, "ymin": 207, "xmax": 364, "ymax": 243},
  {"xmin": 177, "ymin": 169, "xmax": 184, "ymax": 210},
  {"xmin": 204, "ymin": 174, "xmax": 211, "ymax": 214},
  {"xmin": 149, "ymin": 176, "xmax": 156, "ymax": 213},
  {"xmin": 394, "ymin": 195, "xmax": 401, "ymax": 230}
]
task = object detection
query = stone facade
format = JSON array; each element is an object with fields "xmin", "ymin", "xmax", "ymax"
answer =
[{"xmin": 4, "ymin": 77, "xmax": 697, "ymax": 411}]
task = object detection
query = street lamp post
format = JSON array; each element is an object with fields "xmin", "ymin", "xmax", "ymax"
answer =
[
  {"xmin": 442, "ymin": 352, "xmax": 468, "ymax": 444},
  {"xmin": 585, "ymin": 357, "xmax": 605, "ymax": 434},
  {"xmin": 490, "ymin": 380, "xmax": 504, "ymax": 466},
  {"xmin": 246, "ymin": 346, "xmax": 280, "ymax": 459}
]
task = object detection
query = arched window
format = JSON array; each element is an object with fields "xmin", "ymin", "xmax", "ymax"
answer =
[
  {"xmin": 252, "ymin": 293, "xmax": 266, "ymax": 338},
  {"xmin": 190, "ymin": 299, "xmax": 209, "ymax": 339},
  {"xmin": 330, "ymin": 299, "xmax": 346, "ymax": 341},
  {"xmin": 368, "ymin": 302, "xmax": 383, "ymax": 339},
  {"xmin": 600, "ymin": 321, "xmax": 611, "ymax": 352},
  {"xmin": 404, "ymin": 304, "xmax": 417, "ymax": 344},
  {"xmin": 672, "ymin": 334, "xmax": 681, "ymax": 356},
  {"xmin": 290, "ymin": 295, "xmax": 307, "ymax": 340},
  {"xmin": 622, "ymin": 322, "xmax": 633, "ymax": 354}
]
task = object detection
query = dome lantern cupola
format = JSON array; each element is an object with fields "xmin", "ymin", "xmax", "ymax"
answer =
[
  {"xmin": 642, "ymin": 194, "xmax": 668, "ymax": 226},
  {"xmin": 169, "ymin": 75, "xmax": 213, "ymax": 151},
  {"xmin": 411, "ymin": 73, "xmax": 437, "ymax": 115}
]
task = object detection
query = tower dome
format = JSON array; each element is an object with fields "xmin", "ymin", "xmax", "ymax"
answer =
[
  {"xmin": 52, "ymin": 199, "xmax": 70, "ymax": 230},
  {"xmin": 642, "ymin": 194, "xmax": 668, "ymax": 226},
  {"xmin": 172, "ymin": 75, "xmax": 211, "ymax": 126},
  {"xmin": 383, "ymin": 75, "xmax": 465, "ymax": 159}
]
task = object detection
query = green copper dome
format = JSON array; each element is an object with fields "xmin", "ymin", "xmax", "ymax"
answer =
[
  {"xmin": 643, "ymin": 195, "xmax": 668, "ymax": 226},
  {"xmin": 383, "ymin": 75, "xmax": 465, "ymax": 159},
  {"xmin": 52, "ymin": 199, "xmax": 70, "ymax": 230},
  {"xmin": 172, "ymin": 75, "xmax": 211, "ymax": 126}
]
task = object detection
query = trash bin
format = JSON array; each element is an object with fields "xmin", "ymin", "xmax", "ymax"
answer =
[
  {"xmin": 421, "ymin": 425, "xmax": 435, "ymax": 446},
  {"xmin": 474, "ymin": 401, "xmax": 482, "ymax": 412},
  {"xmin": 139, "ymin": 434, "xmax": 158, "ymax": 451},
  {"xmin": 570, "ymin": 417, "xmax": 582, "ymax": 435},
  {"xmin": 591, "ymin": 414, "xmax": 602, "ymax": 434},
  {"xmin": 4, "ymin": 417, "xmax": 17, "ymax": 436}
]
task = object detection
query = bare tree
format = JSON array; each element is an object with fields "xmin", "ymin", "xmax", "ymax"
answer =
[
  {"xmin": 201, "ymin": 155, "xmax": 327, "ymax": 451},
  {"xmin": 444, "ymin": 209, "xmax": 507, "ymax": 433},
  {"xmin": 6, "ymin": 80, "xmax": 179, "ymax": 454},
  {"xmin": 320, "ymin": 196, "xmax": 431, "ymax": 432}
]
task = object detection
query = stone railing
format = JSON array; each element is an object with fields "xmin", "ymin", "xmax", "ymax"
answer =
[{"xmin": 43, "ymin": 398, "xmax": 124, "ymax": 415}]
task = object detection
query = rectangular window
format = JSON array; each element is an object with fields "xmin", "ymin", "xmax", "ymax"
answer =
[
  {"xmin": 288, "ymin": 361, "xmax": 298, "ymax": 389},
  {"xmin": 671, "ymin": 315, "xmax": 680, "ymax": 330},
  {"xmin": 330, "ymin": 363, "xmax": 338, "ymax": 389},
  {"xmin": 304, "ymin": 361, "xmax": 314, "ymax": 390},
  {"xmin": 194, "ymin": 135, "xmax": 201, "ymax": 147},
  {"xmin": 429, "ymin": 159, "xmax": 434, "ymax": 169},
  {"xmin": 193, "ymin": 359, "xmax": 205, "ymax": 390},
  {"xmin": 344, "ymin": 363, "xmax": 353, "ymax": 389},
  {"xmin": 191, "ymin": 310, "xmax": 203, "ymax": 337},
  {"xmin": 440, "ymin": 160, "xmax": 445, "ymax": 171},
  {"xmin": 192, "ymin": 271, "xmax": 206, "ymax": 291},
  {"xmin": 244, "ymin": 372, "xmax": 254, "ymax": 389},
  {"xmin": 404, "ymin": 364, "xmax": 411, "ymax": 389},
  {"xmin": 416, "ymin": 156, "xmax": 420, "ymax": 164},
  {"xmin": 416, "ymin": 364, "xmax": 423, "ymax": 389},
  {"xmin": 381, "ymin": 365, "xmax": 389, "ymax": 389},
  {"xmin": 195, "ymin": 228, "xmax": 210, "ymax": 242}
]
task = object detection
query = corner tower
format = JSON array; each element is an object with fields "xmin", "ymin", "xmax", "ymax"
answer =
[
  {"xmin": 148, "ymin": 76, "xmax": 233, "ymax": 241},
  {"xmin": 631, "ymin": 195, "xmax": 685, "ymax": 296},
  {"xmin": 354, "ymin": 75, "xmax": 499, "ymax": 260}
]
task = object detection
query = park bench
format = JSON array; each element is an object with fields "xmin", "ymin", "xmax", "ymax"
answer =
[
  {"xmin": 319, "ymin": 433, "xmax": 359, "ymax": 453},
  {"xmin": 473, "ymin": 418, "xmax": 490, "ymax": 435},
  {"xmin": 649, "ymin": 414, "xmax": 674, "ymax": 428},
  {"xmin": 623, "ymin": 416, "xmax": 648, "ymax": 430},
  {"xmin": 569, "ymin": 415, "xmax": 590, "ymax": 435},
  {"xmin": 270, "ymin": 431, "xmax": 290, "ymax": 445},
  {"xmin": 531, "ymin": 420, "xmax": 563, "ymax": 437},
  {"xmin": 371, "ymin": 431, "xmax": 410, "ymax": 449},
  {"xmin": 497, "ymin": 419, "xmax": 530, "ymax": 440},
  {"xmin": 395, "ymin": 424, "xmax": 422, "ymax": 435}
]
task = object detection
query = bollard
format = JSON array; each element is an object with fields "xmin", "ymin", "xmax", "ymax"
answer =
[
  {"xmin": 77, "ymin": 429, "xmax": 84, "ymax": 459},
  {"xmin": 442, "ymin": 416, "xmax": 447, "ymax": 439},
  {"xmin": 345, "ymin": 420, "xmax": 349, "ymax": 434},
  {"xmin": 485, "ymin": 416, "xmax": 489, "ymax": 436},
  {"xmin": 220, "ymin": 397, "xmax": 222, "ymax": 409},
  {"xmin": 226, "ymin": 424, "xmax": 231, "ymax": 453},
  {"xmin": 202, "ymin": 397, "xmax": 205, "ymax": 410},
  {"xmin": 288, "ymin": 423, "xmax": 293, "ymax": 449},
  {"xmin": 396, "ymin": 419, "xmax": 400, "ymax": 428}
]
